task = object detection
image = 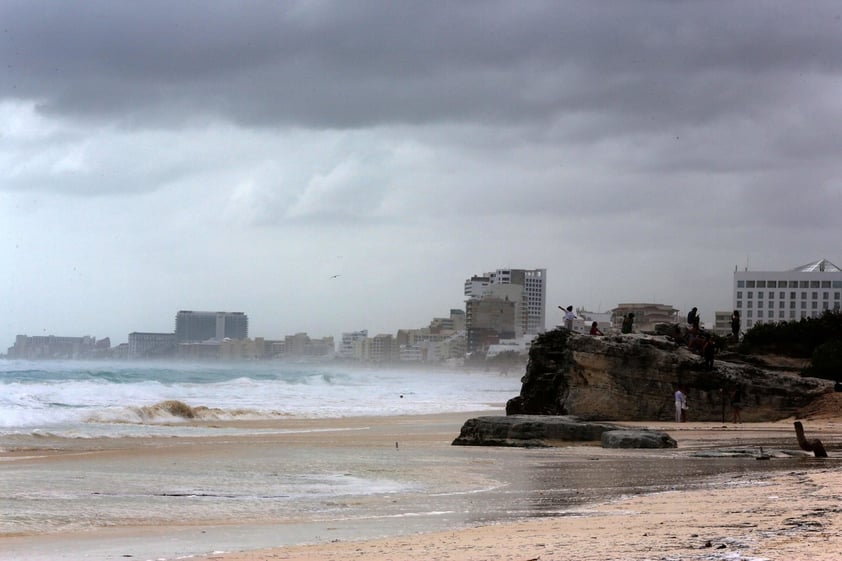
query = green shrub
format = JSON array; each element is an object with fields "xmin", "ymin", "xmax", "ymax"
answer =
[
  {"xmin": 739, "ymin": 310, "xmax": 842, "ymax": 379},
  {"xmin": 740, "ymin": 310, "xmax": 842, "ymax": 356},
  {"xmin": 803, "ymin": 339, "xmax": 842, "ymax": 382}
]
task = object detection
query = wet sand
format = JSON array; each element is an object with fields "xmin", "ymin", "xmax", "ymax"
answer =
[
  {"xmin": 198, "ymin": 468, "xmax": 842, "ymax": 561},
  {"xmin": 3, "ymin": 413, "xmax": 842, "ymax": 561},
  {"xmin": 191, "ymin": 419, "xmax": 842, "ymax": 561}
]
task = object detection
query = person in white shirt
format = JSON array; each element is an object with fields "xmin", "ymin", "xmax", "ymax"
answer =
[
  {"xmin": 674, "ymin": 388, "xmax": 687, "ymax": 422},
  {"xmin": 559, "ymin": 305, "xmax": 577, "ymax": 330}
]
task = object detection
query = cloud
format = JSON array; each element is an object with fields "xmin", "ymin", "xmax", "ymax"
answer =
[
  {"xmin": 3, "ymin": 1, "xmax": 840, "ymax": 133},
  {"xmin": 2, "ymin": 1, "xmax": 842, "ymax": 346}
]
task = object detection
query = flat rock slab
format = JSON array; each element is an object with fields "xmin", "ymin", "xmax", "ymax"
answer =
[
  {"xmin": 600, "ymin": 429, "xmax": 677, "ymax": 449},
  {"xmin": 452, "ymin": 415, "xmax": 622, "ymax": 448}
]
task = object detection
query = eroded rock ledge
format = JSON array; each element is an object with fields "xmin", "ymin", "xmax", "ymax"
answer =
[
  {"xmin": 452, "ymin": 415, "xmax": 676, "ymax": 448},
  {"xmin": 454, "ymin": 328, "xmax": 833, "ymax": 448},
  {"xmin": 506, "ymin": 329, "xmax": 832, "ymax": 422}
]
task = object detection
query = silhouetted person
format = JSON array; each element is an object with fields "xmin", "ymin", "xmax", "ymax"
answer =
[
  {"xmin": 687, "ymin": 325, "xmax": 701, "ymax": 352},
  {"xmin": 703, "ymin": 337, "xmax": 716, "ymax": 370},
  {"xmin": 731, "ymin": 310, "xmax": 741, "ymax": 341},
  {"xmin": 621, "ymin": 313, "xmax": 634, "ymax": 334},
  {"xmin": 731, "ymin": 385, "xmax": 744, "ymax": 423},
  {"xmin": 687, "ymin": 306, "xmax": 699, "ymax": 329}
]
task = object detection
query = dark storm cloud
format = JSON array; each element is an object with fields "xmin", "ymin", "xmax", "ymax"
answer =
[
  {"xmin": 4, "ymin": 0, "xmax": 842, "ymax": 132},
  {"xmin": 3, "ymin": 0, "xmax": 842, "ymax": 232}
]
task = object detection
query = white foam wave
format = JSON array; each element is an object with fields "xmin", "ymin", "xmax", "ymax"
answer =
[
  {"xmin": 0, "ymin": 362, "xmax": 522, "ymax": 438},
  {"xmin": 85, "ymin": 401, "xmax": 291, "ymax": 424}
]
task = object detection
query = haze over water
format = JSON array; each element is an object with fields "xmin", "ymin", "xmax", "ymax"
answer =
[{"xmin": 0, "ymin": 360, "xmax": 520, "ymax": 439}]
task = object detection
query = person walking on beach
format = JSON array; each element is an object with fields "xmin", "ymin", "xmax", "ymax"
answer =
[
  {"xmin": 675, "ymin": 387, "xmax": 687, "ymax": 422},
  {"xmin": 731, "ymin": 385, "xmax": 744, "ymax": 423},
  {"xmin": 560, "ymin": 305, "xmax": 577, "ymax": 330},
  {"xmin": 675, "ymin": 388, "xmax": 687, "ymax": 423}
]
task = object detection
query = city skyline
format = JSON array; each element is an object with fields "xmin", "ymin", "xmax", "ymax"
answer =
[
  {"xmin": 4, "ymin": 257, "xmax": 842, "ymax": 352},
  {"xmin": 3, "ymin": 3, "xmax": 842, "ymax": 350},
  {"xmin": 0, "ymin": 293, "xmax": 712, "ymax": 352}
]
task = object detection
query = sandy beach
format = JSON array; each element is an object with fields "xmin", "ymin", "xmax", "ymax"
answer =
[
  {"xmin": 3, "ymin": 413, "xmax": 842, "ymax": 561},
  {"xmin": 193, "ymin": 467, "xmax": 842, "ymax": 561},
  {"xmin": 188, "ymin": 419, "xmax": 842, "ymax": 561}
]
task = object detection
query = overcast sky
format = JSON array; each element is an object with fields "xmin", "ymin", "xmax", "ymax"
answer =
[{"xmin": 3, "ymin": 1, "xmax": 842, "ymax": 348}]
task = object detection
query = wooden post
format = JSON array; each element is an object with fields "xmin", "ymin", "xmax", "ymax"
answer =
[{"xmin": 794, "ymin": 421, "xmax": 828, "ymax": 458}]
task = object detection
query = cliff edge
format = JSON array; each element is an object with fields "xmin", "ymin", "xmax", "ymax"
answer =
[{"xmin": 505, "ymin": 329, "xmax": 833, "ymax": 422}]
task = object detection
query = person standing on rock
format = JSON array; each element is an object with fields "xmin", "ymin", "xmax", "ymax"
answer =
[
  {"xmin": 559, "ymin": 305, "xmax": 577, "ymax": 330},
  {"xmin": 687, "ymin": 307, "xmax": 700, "ymax": 330},
  {"xmin": 621, "ymin": 313, "xmax": 634, "ymax": 334},
  {"xmin": 730, "ymin": 310, "xmax": 741, "ymax": 341},
  {"xmin": 674, "ymin": 387, "xmax": 687, "ymax": 422},
  {"xmin": 703, "ymin": 336, "xmax": 716, "ymax": 370}
]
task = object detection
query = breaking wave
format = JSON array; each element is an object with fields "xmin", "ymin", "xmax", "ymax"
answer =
[
  {"xmin": 86, "ymin": 400, "xmax": 290, "ymax": 424},
  {"xmin": 1, "ymin": 360, "xmax": 522, "ymax": 436}
]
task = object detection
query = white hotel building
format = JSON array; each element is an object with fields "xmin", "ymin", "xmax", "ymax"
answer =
[{"xmin": 733, "ymin": 259, "xmax": 842, "ymax": 332}]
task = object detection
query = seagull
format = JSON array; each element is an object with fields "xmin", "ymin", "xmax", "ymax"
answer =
[{"xmin": 329, "ymin": 274, "xmax": 341, "ymax": 279}]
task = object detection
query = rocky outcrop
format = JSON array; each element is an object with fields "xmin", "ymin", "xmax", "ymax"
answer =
[
  {"xmin": 601, "ymin": 429, "xmax": 677, "ymax": 449},
  {"xmin": 505, "ymin": 329, "xmax": 833, "ymax": 422},
  {"xmin": 451, "ymin": 415, "xmax": 619, "ymax": 447},
  {"xmin": 451, "ymin": 415, "xmax": 677, "ymax": 448}
]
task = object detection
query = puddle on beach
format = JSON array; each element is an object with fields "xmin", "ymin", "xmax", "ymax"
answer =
[{"xmin": 421, "ymin": 447, "xmax": 834, "ymax": 526}]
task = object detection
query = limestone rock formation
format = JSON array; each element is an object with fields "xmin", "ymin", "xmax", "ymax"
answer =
[
  {"xmin": 451, "ymin": 415, "xmax": 619, "ymax": 447},
  {"xmin": 505, "ymin": 329, "xmax": 833, "ymax": 422},
  {"xmin": 452, "ymin": 415, "xmax": 677, "ymax": 448},
  {"xmin": 601, "ymin": 429, "xmax": 677, "ymax": 449}
]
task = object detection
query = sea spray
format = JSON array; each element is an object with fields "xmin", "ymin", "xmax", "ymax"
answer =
[{"xmin": 0, "ymin": 360, "xmax": 521, "ymax": 438}]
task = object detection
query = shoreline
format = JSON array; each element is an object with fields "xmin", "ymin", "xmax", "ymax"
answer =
[
  {"xmin": 191, "ymin": 467, "xmax": 842, "ymax": 561},
  {"xmin": 3, "ymin": 413, "xmax": 841, "ymax": 560},
  {"xmin": 189, "ymin": 417, "xmax": 842, "ymax": 561}
]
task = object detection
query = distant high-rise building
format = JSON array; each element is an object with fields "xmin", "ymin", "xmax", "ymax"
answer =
[
  {"xmin": 339, "ymin": 330, "xmax": 368, "ymax": 359},
  {"xmin": 464, "ymin": 275, "xmax": 491, "ymax": 299},
  {"xmin": 465, "ymin": 297, "xmax": 516, "ymax": 353},
  {"xmin": 712, "ymin": 311, "xmax": 733, "ymax": 337},
  {"xmin": 733, "ymin": 258, "xmax": 842, "ymax": 332},
  {"xmin": 428, "ymin": 308, "xmax": 467, "ymax": 334},
  {"xmin": 370, "ymin": 333, "xmax": 396, "ymax": 362},
  {"xmin": 610, "ymin": 303, "xmax": 679, "ymax": 332},
  {"xmin": 128, "ymin": 332, "xmax": 176, "ymax": 359},
  {"xmin": 465, "ymin": 268, "xmax": 546, "ymax": 334},
  {"xmin": 282, "ymin": 332, "xmax": 335, "ymax": 358},
  {"xmin": 174, "ymin": 311, "xmax": 248, "ymax": 343},
  {"xmin": 7, "ymin": 334, "xmax": 97, "ymax": 359}
]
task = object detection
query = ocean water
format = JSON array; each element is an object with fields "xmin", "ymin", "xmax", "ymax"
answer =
[
  {"xmin": 1, "ymin": 359, "xmax": 527, "ymax": 559},
  {"xmin": 0, "ymin": 359, "xmax": 520, "ymax": 439}
]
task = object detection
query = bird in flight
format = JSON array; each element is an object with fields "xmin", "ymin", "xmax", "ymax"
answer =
[{"xmin": 330, "ymin": 274, "xmax": 341, "ymax": 279}]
